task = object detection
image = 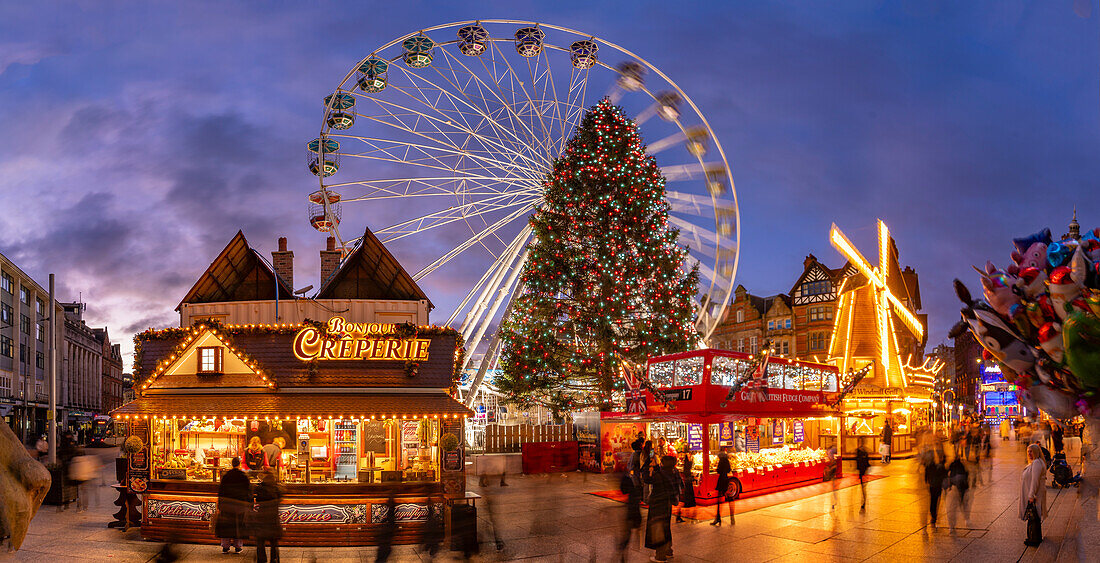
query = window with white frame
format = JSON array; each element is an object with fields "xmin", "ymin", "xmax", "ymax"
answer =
[
  {"xmin": 809, "ymin": 332, "xmax": 827, "ymax": 350},
  {"xmin": 0, "ymin": 271, "xmax": 12, "ymax": 294},
  {"xmin": 767, "ymin": 320, "xmax": 774, "ymax": 330},
  {"xmin": 749, "ymin": 336, "xmax": 758, "ymax": 353},
  {"xmin": 737, "ymin": 338, "xmax": 744, "ymax": 352},
  {"xmin": 735, "ymin": 309, "xmax": 744, "ymax": 323},
  {"xmin": 785, "ymin": 318, "xmax": 792, "ymax": 329},
  {"xmin": 197, "ymin": 346, "xmax": 222, "ymax": 373}
]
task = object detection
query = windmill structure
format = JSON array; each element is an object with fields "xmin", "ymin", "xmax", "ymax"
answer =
[{"xmin": 826, "ymin": 220, "xmax": 943, "ymax": 441}]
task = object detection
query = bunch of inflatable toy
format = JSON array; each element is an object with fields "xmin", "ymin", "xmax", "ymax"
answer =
[{"xmin": 952, "ymin": 227, "xmax": 1100, "ymax": 419}]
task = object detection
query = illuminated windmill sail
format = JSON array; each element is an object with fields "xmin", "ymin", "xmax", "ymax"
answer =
[{"xmin": 827, "ymin": 220, "xmax": 937, "ymax": 391}]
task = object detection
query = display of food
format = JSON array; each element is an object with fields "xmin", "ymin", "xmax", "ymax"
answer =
[{"xmin": 690, "ymin": 445, "xmax": 826, "ymax": 473}]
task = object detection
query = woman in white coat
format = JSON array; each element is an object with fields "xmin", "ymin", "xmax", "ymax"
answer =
[{"xmin": 1020, "ymin": 443, "xmax": 1047, "ymax": 546}]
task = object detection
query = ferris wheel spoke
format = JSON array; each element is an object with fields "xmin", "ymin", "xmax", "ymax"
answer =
[
  {"xmin": 327, "ymin": 174, "xmax": 538, "ymax": 198},
  {"xmin": 448, "ymin": 226, "xmax": 530, "ymax": 327},
  {"xmin": 336, "ymin": 133, "xmax": 544, "ymax": 183},
  {"xmin": 345, "ymin": 101, "xmax": 548, "ymax": 178},
  {"xmin": 376, "ymin": 194, "xmax": 540, "ymax": 243},
  {"xmin": 385, "ymin": 63, "xmax": 553, "ymax": 174},
  {"xmin": 452, "ymin": 225, "xmax": 532, "ymax": 331},
  {"xmin": 412, "ymin": 205, "xmax": 536, "ymax": 280},
  {"xmin": 353, "ymin": 95, "xmax": 547, "ymax": 177},
  {"xmin": 478, "ymin": 42, "xmax": 560, "ymax": 163},
  {"xmin": 429, "ymin": 49, "xmax": 555, "ymax": 172},
  {"xmin": 437, "ymin": 45, "xmax": 558, "ymax": 167}
]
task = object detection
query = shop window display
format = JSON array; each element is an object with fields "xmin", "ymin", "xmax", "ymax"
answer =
[{"xmin": 150, "ymin": 416, "xmax": 441, "ymax": 484}]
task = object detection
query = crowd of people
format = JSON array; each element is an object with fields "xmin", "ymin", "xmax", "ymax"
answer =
[
  {"xmin": 615, "ymin": 430, "xmax": 782, "ymax": 562},
  {"xmin": 214, "ymin": 457, "xmax": 284, "ymax": 561}
]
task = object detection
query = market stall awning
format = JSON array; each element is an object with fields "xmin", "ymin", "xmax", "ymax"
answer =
[{"xmin": 110, "ymin": 392, "xmax": 472, "ymax": 418}]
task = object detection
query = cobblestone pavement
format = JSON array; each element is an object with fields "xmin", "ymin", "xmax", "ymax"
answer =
[{"xmin": 0, "ymin": 437, "xmax": 1089, "ymax": 562}]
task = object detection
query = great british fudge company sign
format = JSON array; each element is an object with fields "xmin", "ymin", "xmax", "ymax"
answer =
[{"xmin": 293, "ymin": 317, "xmax": 430, "ymax": 361}]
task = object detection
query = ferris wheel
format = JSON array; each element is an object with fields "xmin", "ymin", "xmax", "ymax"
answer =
[{"xmin": 308, "ymin": 20, "xmax": 740, "ymax": 398}]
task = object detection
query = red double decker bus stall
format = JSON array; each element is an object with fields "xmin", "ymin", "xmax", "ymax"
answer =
[{"xmin": 605, "ymin": 348, "xmax": 841, "ymax": 504}]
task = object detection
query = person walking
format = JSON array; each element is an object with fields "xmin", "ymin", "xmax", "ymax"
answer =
[
  {"xmin": 617, "ymin": 465, "xmax": 643, "ymax": 560},
  {"xmin": 946, "ymin": 455, "xmax": 971, "ymax": 532},
  {"xmin": 826, "ymin": 444, "xmax": 840, "ymax": 510},
  {"xmin": 641, "ymin": 440, "xmax": 655, "ymax": 503},
  {"xmin": 676, "ymin": 453, "xmax": 696, "ymax": 522},
  {"xmin": 643, "ymin": 456, "xmax": 681, "ymax": 562},
  {"xmin": 1051, "ymin": 423, "xmax": 1064, "ymax": 454},
  {"xmin": 880, "ymin": 421, "xmax": 893, "ymax": 464},
  {"xmin": 215, "ymin": 457, "xmax": 251, "ymax": 554},
  {"xmin": 1021, "ymin": 443, "xmax": 1047, "ymax": 547},
  {"xmin": 923, "ymin": 450, "xmax": 946, "ymax": 528},
  {"xmin": 712, "ymin": 452, "xmax": 732, "ymax": 526},
  {"xmin": 252, "ymin": 471, "xmax": 284, "ymax": 563},
  {"xmin": 69, "ymin": 449, "xmax": 100, "ymax": 512},
  {"xmin": 855, "ymin": 444, "xmax": 870, "ymax": 511}
]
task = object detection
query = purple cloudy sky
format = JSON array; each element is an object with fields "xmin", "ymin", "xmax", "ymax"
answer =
[{"xmin": 0, "ymin": 2, "xmax": 1097, "ymax": 368}]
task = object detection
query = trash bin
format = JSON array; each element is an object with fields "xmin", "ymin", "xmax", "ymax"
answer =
[{"xmin": 449, "ymin": 503, "xmax": 478, "ymax": 553}]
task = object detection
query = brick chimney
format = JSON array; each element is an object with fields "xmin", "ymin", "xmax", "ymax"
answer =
[
  {"xmin": 320, "ymin": 236, "xmax": 341, "ymax": 286},
  {"xmin": 272, "ymin": 237, "xmax": 294, "ymax": 290}
]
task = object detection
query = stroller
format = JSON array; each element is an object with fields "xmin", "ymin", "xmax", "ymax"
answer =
[{"xmin": 1050, "ymin": 452, "xmax": 1081, "ymax": 488}]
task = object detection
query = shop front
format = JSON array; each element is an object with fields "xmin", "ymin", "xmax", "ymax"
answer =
[
  {"xmin": 112, "ymin": 318, "xmax": 471, "ymax": 546},
  {"xmin": 603, "ymin": 349, "xmax": 841, "ymax": 504}
]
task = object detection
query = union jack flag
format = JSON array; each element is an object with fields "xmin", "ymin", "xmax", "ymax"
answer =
[{"xmin": 621, "ymin": 361, "xmax": 647, "ymax": 414}]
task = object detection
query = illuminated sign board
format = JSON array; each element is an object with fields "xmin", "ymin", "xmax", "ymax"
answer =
[{"xmin": 293, "ymin": 316, "xmax": 430, "ymax": 361}]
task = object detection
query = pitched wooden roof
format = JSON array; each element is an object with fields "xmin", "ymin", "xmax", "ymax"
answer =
[
  {"xmin": 176, "ymin": 231, "xmax": 294, "ymax": 310},
  {"xmin": 134, "ymin": 329, "xmax": 458, "ymax": 390},
  {"xmin": 315, "ymin": 227, "xmax": 431, "ymax": 307}
]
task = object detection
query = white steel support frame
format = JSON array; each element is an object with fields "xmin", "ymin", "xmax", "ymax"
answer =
[{"xmin": 313, "ymin": 20, "xmax": 743, "ymax": 406}]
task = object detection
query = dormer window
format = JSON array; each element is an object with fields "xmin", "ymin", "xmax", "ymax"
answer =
[{"xmin": 198, "ymin": 346, "xmax": 223, "ymax": 373}]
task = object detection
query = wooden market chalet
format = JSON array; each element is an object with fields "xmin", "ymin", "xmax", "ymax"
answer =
[{"xmin": 111, "ymin": 230, "xmax": 473, "ymax": 546}]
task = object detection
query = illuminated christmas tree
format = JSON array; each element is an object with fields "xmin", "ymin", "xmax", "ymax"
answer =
[{"xmin": 497, "ymin": 98, "xmax": 699, "ymax": 413}]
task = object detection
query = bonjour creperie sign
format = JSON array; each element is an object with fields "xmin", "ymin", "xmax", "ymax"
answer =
[{"xmin": 292, "ymin": 317, "xmax": 430, "ymax": 361}]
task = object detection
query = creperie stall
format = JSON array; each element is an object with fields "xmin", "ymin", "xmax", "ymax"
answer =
[
  {"xmin": 111, "ymin": 317, "xmax": 471, "ymax": 546},
  {"xmin": 605, "ymin": 348, "xmax": 841, "ymax": 503}
]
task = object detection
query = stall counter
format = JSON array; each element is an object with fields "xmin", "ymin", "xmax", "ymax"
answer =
[{"xmin": 142, "ymin": 480, "xmax": 445, "ymax": 546}]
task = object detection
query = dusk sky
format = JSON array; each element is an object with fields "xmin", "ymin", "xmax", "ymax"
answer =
[{"xmin": 1, "ymin": 1, "xmax": 1097, "ymax": 368}]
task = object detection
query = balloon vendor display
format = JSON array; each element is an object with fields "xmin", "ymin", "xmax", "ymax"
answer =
[{"xmin": 951, "ymin": 223, "xmax": 1100, "ymax": 419}]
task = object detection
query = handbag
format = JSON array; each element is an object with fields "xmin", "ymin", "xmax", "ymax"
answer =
[{"xmin": 1025, "ymin": 501, "xmax": 1042, "ymax": 546}]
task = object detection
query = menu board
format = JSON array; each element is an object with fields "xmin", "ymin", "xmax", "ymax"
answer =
[
  {"xmin": 745, "ymin": 424, "xmax": 760, "ymax": 453},
  {"xmin": 687, "ymin": 424, "xmax": 703, "ymax": 452},
  {"xmin": 128, "ymin": 418, "xmax": 150, "ymax": 493},
  {"xmin": 793, "ymin": 420, "xmax": 804, "ymax": 443},
  {"xmin": 362, "ymin": 421, "xmax": 387, "ymax": 454}
]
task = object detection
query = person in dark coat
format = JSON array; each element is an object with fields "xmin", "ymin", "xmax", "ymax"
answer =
[
  {"xmin": 616, "ymin": 442, "xmax": 644, "ymax": 560},
  {"xmin": 215, "ymin": 457, "xmax": 251, "ymax": 553},
  {"xmin": 945, "ymin": 455, "xmax": 971, "ymax": 532},
  {"xmin": 855, "ymin": 444, "xmax": 871, "ymax": 510},
  {"xmin": 1052, "ymin": 423, "xmax": 1065, "ymax": 454},
  {"xmin": 923, "ymin": 451, "xmax": 947, "ymax": 528},
  {"xmin": 252, "ymin": 471, "xmax": 284, "ymax": 562},
  {"xmin": 644, "ymin": 456, "xmax": 681, "ymax": 562},
  {"xmin": 676, "ymin": 453, "xmax": 696, "ymax": 522},
  {"xmin": 712, "ymin": 451, "xmax": 732, "ymax": 526}
]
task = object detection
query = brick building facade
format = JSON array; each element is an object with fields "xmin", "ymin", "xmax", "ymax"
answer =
[{"xmin": 708, "ymin": 254, "xmax": 850, "ymax": 362}]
